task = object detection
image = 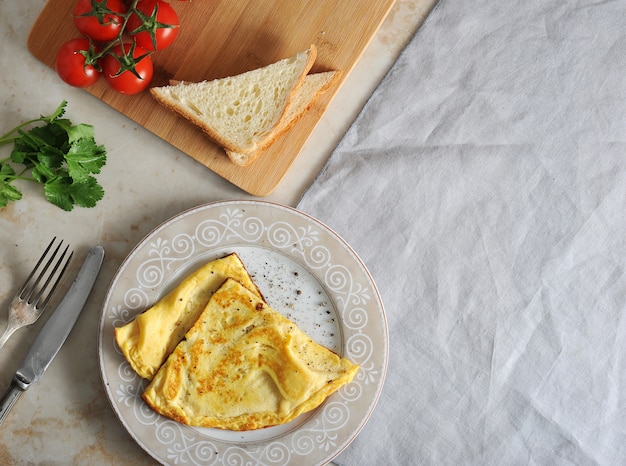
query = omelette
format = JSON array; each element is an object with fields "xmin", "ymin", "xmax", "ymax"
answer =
[
  {"xmin": 115, "ymin": 253, "xmax": 263, "ymax": 380},
  {"xmin": 142, "ymin": 278, "xmax": 359, "ymax": 430}
]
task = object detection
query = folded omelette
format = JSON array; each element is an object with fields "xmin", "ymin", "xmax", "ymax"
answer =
[
  {"xmin": 142, "ymin": 278, "xmax": 359, "ymax": 430},
  {"xmin": 115, "ymin": 253, "xmax": 263, "ymax": 380}
]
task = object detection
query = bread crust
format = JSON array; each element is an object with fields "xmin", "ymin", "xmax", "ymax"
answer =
[
  {"xmin": 149, "ymin": 46, "xmax": 318, "ymax": 155},
  {"xmin": 226, "ymin": 70, "xmax": 341, "ymax": 166}
]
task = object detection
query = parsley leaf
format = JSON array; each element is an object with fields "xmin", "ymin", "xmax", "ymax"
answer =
[
  {"xmin": 0, "ymin": 101, "xmax": 107, "ymax": 211},
  {"xmin": 66, "ymin": 137, "xmax": 107, "ymax": 182},
  {"xmin": 44, "ymin": 175, "xmax": 105, "ymax": 211},
  {"xmin": 0, "ymin": 164, "xmax": 22, "ymax": 206}
]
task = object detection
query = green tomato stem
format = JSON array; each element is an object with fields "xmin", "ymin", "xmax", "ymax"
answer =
[{"xmin": 90, "ymin": 0, "xmax": 143, "ymax": 60}]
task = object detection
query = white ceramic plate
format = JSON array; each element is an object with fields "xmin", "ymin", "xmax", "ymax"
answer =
[{"xmin": 98, "ymin": 200, "xmax": 388, "ymax": 465}]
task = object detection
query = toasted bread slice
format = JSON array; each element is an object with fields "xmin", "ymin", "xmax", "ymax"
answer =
[
  {"xmin": 114, "ymin": 253, "xmax": 263, "ymax": 380},
  {"xmin": 226, "ymin": 70, "xmax": 341, "ymax": 166},
  {"xmin": 142, "ymin": 278, "xmax": 359, "ymax": 430},
  {"xmin": 150, "ymin": 46, "xmax": 317, "ymax": 154}
]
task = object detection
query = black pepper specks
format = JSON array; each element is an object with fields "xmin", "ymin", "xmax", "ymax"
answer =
[{"xmin": 234, "ymin": 248, "xmax": 342, "ymax": 352}]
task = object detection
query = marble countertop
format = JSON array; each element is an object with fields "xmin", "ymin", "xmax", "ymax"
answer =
[{"xmin": 0, "ymin": 1, "xmax": 435, "ymax": 464}]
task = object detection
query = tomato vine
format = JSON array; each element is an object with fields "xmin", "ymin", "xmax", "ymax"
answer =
[{"xmin": 56, "ymin": 0, "xmax": 182, "ymax": 94}]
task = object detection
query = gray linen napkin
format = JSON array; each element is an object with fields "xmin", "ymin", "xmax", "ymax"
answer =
[{"xmin": 299, "ymin": 0, "xmax": 626, "ymax": 464}]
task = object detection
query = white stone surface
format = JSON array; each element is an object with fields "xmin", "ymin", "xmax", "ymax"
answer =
[{"xmin": 0, "ymin": 1, "xmax": 434, "ymax": 464}]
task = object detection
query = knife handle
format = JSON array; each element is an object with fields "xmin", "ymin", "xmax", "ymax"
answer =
[{"xmin": 0, "ymin": 381, "xmax": 24, "ymax": 426}]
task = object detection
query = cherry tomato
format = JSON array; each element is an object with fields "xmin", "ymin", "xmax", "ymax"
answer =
[
  {"xmin": 127, "ymin": 0, "xmax": 180, "ymax": 51},
  {"xmin": 73, "ymin": 0, "xmax": 126, "ymax": 42},
  {"xmin": 102, "ymin": 43, "xmax": 154, "ymax": 95},
  {"xmin": 55, "ymin": 38, "xmax": 101, "ymax": 88}
]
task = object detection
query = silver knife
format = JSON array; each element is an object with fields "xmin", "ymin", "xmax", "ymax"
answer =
[{"xmin": 0, "ymin": 245, "xmax": 104, "ymax": 425}]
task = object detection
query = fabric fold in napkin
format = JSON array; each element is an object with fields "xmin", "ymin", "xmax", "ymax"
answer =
[{"xmin": 299, "ymin": 0, "xmax": 626, "ymax": 464}]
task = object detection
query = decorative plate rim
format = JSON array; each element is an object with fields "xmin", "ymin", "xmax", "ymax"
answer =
[{"xmin": 98, "ymin": 200, "xmax": 388, "ymax": 465}]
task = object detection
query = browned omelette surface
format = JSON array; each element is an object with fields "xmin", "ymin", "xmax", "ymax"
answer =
[
  {"xmin": 142, "ymin": 278, "xmax": 359, "ymax": 430},
  {"xmin": 115, "ymin": 253, "xmax": 262, "ymax": 380}
]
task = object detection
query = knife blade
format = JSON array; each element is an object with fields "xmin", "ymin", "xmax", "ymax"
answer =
[{"xmin": 0, "ymin": 245, "xmax": 104, "ymax": 425}]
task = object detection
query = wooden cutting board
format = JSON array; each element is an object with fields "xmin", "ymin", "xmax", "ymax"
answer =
[{"xmin": 28, "ymin": 0, "xmax": 395, "ymax": 196}]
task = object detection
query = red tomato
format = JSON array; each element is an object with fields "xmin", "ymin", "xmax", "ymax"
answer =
[
  {"xmin": 127, "ymin": 0, "xmax": 180, "ymax": 51},
  {"xmin": 55, "ymin": 38, "xmax": 101, "ymax": 88},
  {"xmin": 102, "ymin": 43, "xmax": 154, "ymax": 95},
  {"xmin": 73, "ymin": 0, "xmax": 126, "ymax": 42}
]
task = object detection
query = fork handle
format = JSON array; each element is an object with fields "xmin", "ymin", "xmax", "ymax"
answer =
[
  {"xmin": 0, "ymin": 381, "xmax": 24, "ymax": 426},
  {"xmin": 0, "ymin": 324, "xmax": 17, "ymax": 350}
]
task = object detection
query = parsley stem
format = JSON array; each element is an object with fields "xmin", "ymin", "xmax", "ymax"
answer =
[
  {"xmin": 0, "ymin": 101, "xmax": 66, "ymax": 146},
  {"xmin": 0, "ymin": 118, "xmax": 46, "ymax": 146},
  {"xmin": 2, "ymin": 174, "xmax": 35, "ymax": 183}
]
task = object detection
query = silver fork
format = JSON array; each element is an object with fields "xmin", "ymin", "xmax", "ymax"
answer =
[{"xmin": 0, "ymin": 238, "xmax": 73, "ymax": 350}]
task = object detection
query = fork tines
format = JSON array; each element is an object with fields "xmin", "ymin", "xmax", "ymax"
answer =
[{"xmin": 19, "ymin": 237, "xmax": 74, "ymax": 310}]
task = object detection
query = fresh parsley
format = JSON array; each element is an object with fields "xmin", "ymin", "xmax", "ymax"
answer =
[{"xmin": 0, "ymin": 100, "xmax": 107, "ymax": 211}]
